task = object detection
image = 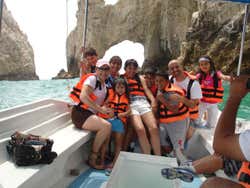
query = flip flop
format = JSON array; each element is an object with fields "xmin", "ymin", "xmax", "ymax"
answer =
[{"xmin": 161, "ymin": 167, "xmax": 194, "ymax": 182}]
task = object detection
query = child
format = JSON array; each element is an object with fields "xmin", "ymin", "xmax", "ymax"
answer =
[
  {"xmin": 196, "ymin": 55, "xmax": 231, "ymax": 128},
  {"xmin": 155, "ymin": 70, "xmax": 190, "ymax": 165},
  {"xmin": 102, "ymin": 78, "xmax": 131, "ymax": 167}
]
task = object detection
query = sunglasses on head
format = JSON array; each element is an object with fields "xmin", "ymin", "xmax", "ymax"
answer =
[{"xmin": 98, "ymin": 67, "xmax": 110, "ymax": 71}]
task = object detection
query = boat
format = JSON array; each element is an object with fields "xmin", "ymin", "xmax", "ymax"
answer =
[
  {"xmin": 1, "ymin": 98, "xmax": 249, "ymax": 188},
  {"xmin": 0, "ymin": 0, "xmax": 249, "ymax": 187}
]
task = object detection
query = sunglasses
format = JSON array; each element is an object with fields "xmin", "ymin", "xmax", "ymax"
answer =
[
  {"xmin": 161, "ymin": 167, "xmax": 194, "ymax": 183},
  {"xmin": 98, "ymin": 67, "xmax": 110, "ymax": 71}
]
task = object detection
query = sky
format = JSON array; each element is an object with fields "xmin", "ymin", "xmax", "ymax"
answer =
[{"xmin": 5, "ymin": 0, "xmax": 144, "ymax": 79}]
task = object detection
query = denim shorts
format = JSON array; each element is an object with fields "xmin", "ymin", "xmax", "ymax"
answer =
[
  {"xmin": 107, "ymin": 118, "xmax": 124, "ymax": 133},
  {"xmin": 130, "ymin": 98, "xmax": 151, "ymax": 116}
]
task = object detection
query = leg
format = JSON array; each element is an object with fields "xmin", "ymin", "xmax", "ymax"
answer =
[
  {"xmin": 193, "ymin": 154, "xmax": 223, "ymax": 174},
  {"xmin": 196, "ymin": 102, "xmax": 207, "ymax": 126},
  {"xmin": 207, "ymin": 103, "xmax": 219, "ymax": 128},
  {"xmin": 142, "ymin": 111, "xmax": 161, "ymax": 155},
  {"xmin": 130, "ymin": 114, "xmax": 151, "ymax": 154},
  {"xmin": 159, "ymin": 124, "xmax": 173, "ymax": 155},
  {"xmin": 111, "ymin": 132, "xmax": 124, "ymax": 167},
  {"xmin": 122, "ymin": 119, "xmax": 135, "ymax": 151},
  {"xmin": 82, "ymin": 115, "xmax": 111, "ymax": 169},
  {"xmin": 166, "ymin": 118, "xmax": 189, "ymax": 164},
  {"xmin": 201, "ymin": 177, "xmax": 244, "ymax": 188}
]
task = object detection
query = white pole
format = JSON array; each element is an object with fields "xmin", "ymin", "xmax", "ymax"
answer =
[
  {"xmin": 237, "ymin": 4, "xmax": 249, "ymax": 76},
  {"xmin": 0, "ymin": 0, "xmax": 4, "ymax": 37},
  {"xmin": 66, "ymin": 0, "xmax": 69, "ymax": 37},
  {"xmin": 83, "ymin": 0, "xmax": 89, "ymax": 50}
]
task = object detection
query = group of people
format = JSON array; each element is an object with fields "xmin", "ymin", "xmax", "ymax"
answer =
[{"xmin": 69, "ymin": 47, "xmax": 250, "ymax": 188}]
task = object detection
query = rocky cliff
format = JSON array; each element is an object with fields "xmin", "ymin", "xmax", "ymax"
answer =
[
  {"xmin": 67, "ymin": 0, "xmax": 250, "ymax": 75},
  {"xmin": 0, "ymin": 3, "xmax": 38, "ymax": 80}
]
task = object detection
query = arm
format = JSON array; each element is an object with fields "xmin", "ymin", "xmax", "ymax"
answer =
[
  {"xmin": 219, "ymin": 72, "xmax": 231, "ymax": 82},
  {"xmin": 118, "ymin": 106, "xmax": 131, "ymax": 119},
  {"xmin": 80, "ymin": 85, "xmax": 111, "ymax": 115},
  {"xmin": 140, "ymin": 75, "xmax": 157, "ymax": 108},
  {"xmin": 213, "ymin": 75, "xmax": 249, "ymax": 161},
  {"xmin": 157, "ymin": 93, "xmax": 178, "ymax": 113},
  {"xmin": 178, "ymin": 97, "xmax": 199, "ymax": 108}
]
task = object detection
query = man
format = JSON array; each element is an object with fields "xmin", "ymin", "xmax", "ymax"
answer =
[
  {"xmin": 79, "ymin": 47, "xmax": 98, "ymax": 76},
  {"xmin": 168, "ymin": 59, "xmax": 202, "ymax": 141},
  {"xmin": 201, "ymin": 75, "xmax": 250, "ymax": 188}
]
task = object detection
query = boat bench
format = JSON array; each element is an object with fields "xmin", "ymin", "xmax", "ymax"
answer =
[{"xmin": 0, "ymin": 99, "xmax": 92, "ymax": 188}]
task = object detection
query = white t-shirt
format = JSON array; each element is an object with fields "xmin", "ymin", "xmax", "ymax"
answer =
[
  {"xmin": 239, "ymin": 130, "xmax": 250, "ymax": 161},
  {"xmin": 83, "ymin": 75, "xmax": 107, "ymax": 113},
  {"xmin": 173, "ymin": 77, "xmax": 202, "ymax": 100}
]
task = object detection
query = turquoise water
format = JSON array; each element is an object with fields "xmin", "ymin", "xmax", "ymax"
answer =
[{"xmin": 0, "ymin": 79, "xmax": 249, "ymax": 120}]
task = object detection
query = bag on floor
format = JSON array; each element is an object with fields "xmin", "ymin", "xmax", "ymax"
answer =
[{"xmin": 6, "ymin": 131, "xmax": 57, "ymax": 166}]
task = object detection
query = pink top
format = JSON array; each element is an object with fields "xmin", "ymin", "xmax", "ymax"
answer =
[{"xmin": 196, "ymin": 71, "xmax": 222, "ymax": 88}]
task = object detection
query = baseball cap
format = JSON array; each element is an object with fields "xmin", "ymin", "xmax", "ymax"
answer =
[{"xmin": 96, "ymin": 59, "xmax": 110, "ymax": 68}]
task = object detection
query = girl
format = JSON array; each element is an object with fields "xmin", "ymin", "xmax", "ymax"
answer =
[
  {"xmin": 196, "ymin": 55, "xmax": 231, "ymax": 128},
  {"xmin": 122, "ymin": 59, "xmax": 161, "ymax": 155},
  {"xmin": 101, "ymin": 78, "xmax": 131, "ymax": 167}
]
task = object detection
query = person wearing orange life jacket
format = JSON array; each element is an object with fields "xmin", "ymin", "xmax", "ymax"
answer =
[
  {"xmin": 100, "ymin": 78, "xmax": 131, "ymax": 167},
  {"xmin": 79, "ymin": 47, "xmax": 98, "ymax": 77},
  {"xmin": 143, "ymin": 66, "xmax": 158, "ymax": 97},
  {"xmin": 105, "ymin": 56, "xmax": 122, "ymax": 88},
  {"xmin": 168, "ymin": 59, "xmax": 202, "ymax": 144},
  {"xmin": 201, "ymin": 75, "xmax": 250, "ymax": 188},
  {"xmin": 155, "ymin": 70, "xmax": 190, "ymax": 165},
  {"xmin": 195, "ymin": 55, "xmax": 231, "ymax": 129},
  {"xmin": 121, "ymin": 59, "xmax": 161, "ymax": 156},
  {"xmin": 69, "ymin": 59, "xmax": 113, "ymax": 170}
]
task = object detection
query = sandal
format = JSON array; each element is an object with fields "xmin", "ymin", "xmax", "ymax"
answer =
[
  {"xmin": 161, "ymin": 167, "xmax": 194, "ymax": 182},
  {"xmin": 87, "ymin": 151, "xmax": 105, "ymax": 170}
]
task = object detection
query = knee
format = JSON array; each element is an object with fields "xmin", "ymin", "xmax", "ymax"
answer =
[
  {"xmin": 102, "ymin": 122, "xmax": 112, "ymax": 133},
  {"xmin": 148, "ymin": 126, "xmax": 159, "ymax": 135},
  {"xmin": 200, "ymin": 177, "xmax": 217, "ymax": 188},
  {"xmin": 135, "ymin": 127, "xmax": 146, "ymax": 137}
]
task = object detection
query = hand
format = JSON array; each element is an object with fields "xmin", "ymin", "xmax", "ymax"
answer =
[
  {"xmin": 106, "ymin": 108, "xmax": 114, "ymax": 118},
  {"xmin": 229, "ymin": 75, "xmax": 250, "ymax": 99},
  {"xmin": 169, "ymin": 93, "xmax": 182, "ymax": 102}
]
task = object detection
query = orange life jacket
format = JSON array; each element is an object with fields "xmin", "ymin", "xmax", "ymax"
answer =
[
  {"xmin": 198, "ymin": 71, "xmax": 224, "ymax": 103},
  {"xmin": 158, "ymin": 83, "xmax": 189, "ymax": 123},
  {"xmin": 122, "ymin": 74, "xmax": 145, "ymax": 96},
  {"xmin": 238, "ymin": 162, "xmax": 250, "ymax": 188},
  {"xmin": 69, "ymin": 73, "xmax": 99, "ymax": 110},
  {"xmin": 170, "ymin": 72, "xmax": 199, "ymax": 120},
  {"xmin": 98, "ymin": 89, "xmax": 129, "ymax": 123}
]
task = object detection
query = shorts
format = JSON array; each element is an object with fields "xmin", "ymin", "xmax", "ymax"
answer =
[
  {"xmin": 130, "ymin": 98, "xmax": 151, "ymax": 116},
  {"xmin": 107, "ymin": 118, "xmax": 124, "ymax": 133},
  {"xmin": 71, "ymin": 105, "xmax": 94, "ymax": 129},
  {"xmin": 159, "ymin": 118, "xmax": 189, "ymax": 150}
]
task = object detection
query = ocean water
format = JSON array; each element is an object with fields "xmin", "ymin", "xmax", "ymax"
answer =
[{"xmin": 0, "ymin": 79, "xmax": 249, "ymax": 121}]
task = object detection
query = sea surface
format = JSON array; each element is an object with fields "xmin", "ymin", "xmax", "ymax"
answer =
[{"xmin": 0, "ymin": 79, "xmax": 250, "ymax": 121}]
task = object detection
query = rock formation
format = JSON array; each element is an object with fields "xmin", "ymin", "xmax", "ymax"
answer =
[
  {"xmin": 67, "ymin": 0, "xmax": 250, "ymax": 75},
  {"xmin": 0, "ymin": 3, "xmax": 38, "ymax": 80}
]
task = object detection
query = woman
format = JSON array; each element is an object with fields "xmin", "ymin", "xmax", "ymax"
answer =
[
  {"xmin": 70, "ymin": 59, "xmax": 112, "ymax": 169},
  {"xmin": 122, "ymin": 59, "xmax": 161, "ymax": 155}
]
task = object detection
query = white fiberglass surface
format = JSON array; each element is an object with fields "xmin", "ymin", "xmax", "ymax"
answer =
[{"xmin": 107, "ymin": 152, "xmax": 180, "ymax": 188}]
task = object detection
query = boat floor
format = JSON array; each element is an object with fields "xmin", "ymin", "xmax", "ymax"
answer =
[
  {"xmin": 69, "ymin": 152, "xmax": 205, "ymax": 188},
  {"xmin": 68, "ymin": 168, "xmax": 108, "ymax": 188}
]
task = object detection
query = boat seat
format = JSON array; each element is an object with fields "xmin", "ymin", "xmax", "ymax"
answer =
[{"xmin": 0, "ymin": 99, "xmax": 92, "ymax": 188}]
